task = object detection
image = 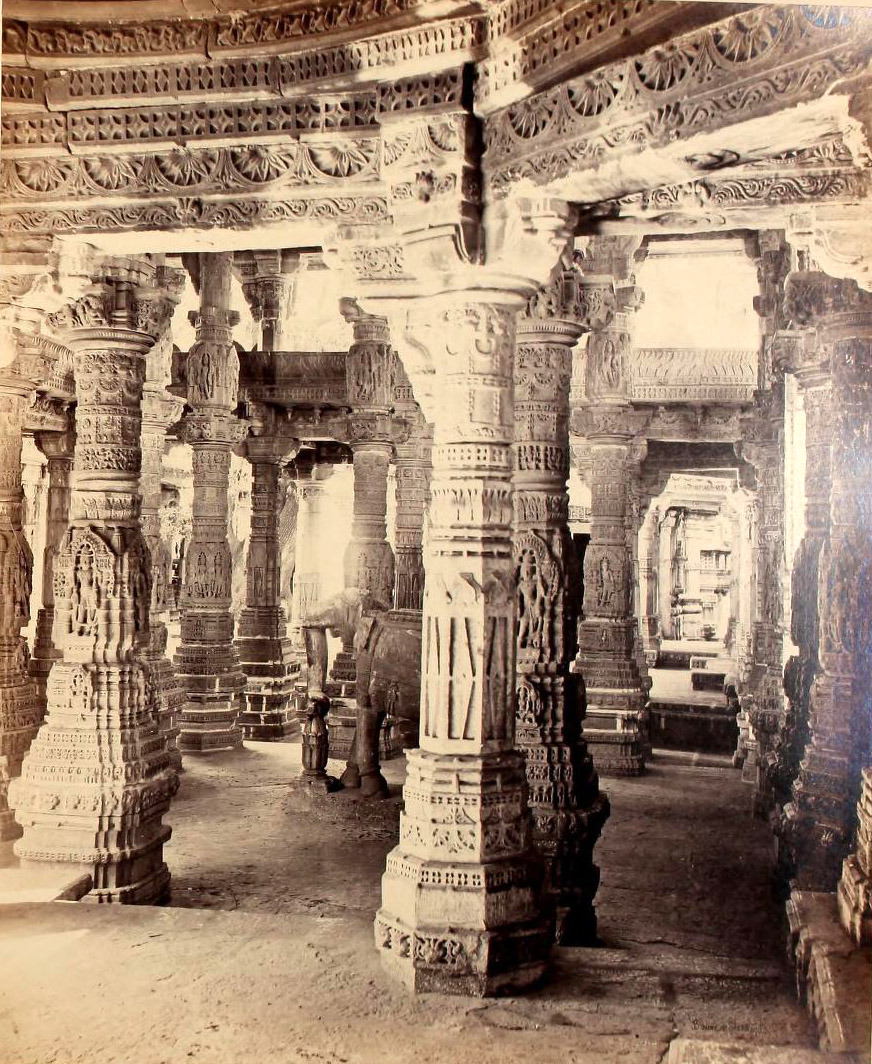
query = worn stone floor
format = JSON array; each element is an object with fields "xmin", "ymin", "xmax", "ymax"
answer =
[{"xmin": 0, "ymin": 743, "xmax": 852, "ymax": 1064}]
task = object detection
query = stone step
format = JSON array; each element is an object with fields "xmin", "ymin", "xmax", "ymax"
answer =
[
  {"xmin": 666, "ymin": 1039, "xmax": 857, "ymax": 1063},
  {"xmin": 0, "ymin": 862, "xmax": 93, "ymax": 905}
]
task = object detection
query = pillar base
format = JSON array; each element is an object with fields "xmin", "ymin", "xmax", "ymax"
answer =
[
  {"xmin": 837, "ymin": 855, "xmax": 872, "ymax": 945},
  {"xmin": 19, "ymin": 842, "xmax": 171, "ymax": 906},
  {"xmin": 290, "ymin": 772, "xmax": 340, "ymax": 795},
  {"xmin": 582, "ymin": 722, "xmax": 646, "ymax": 777},
  {"xmin": 376, "ymin": 749, "xmax": 552, "ymax": 996},
  {"xmin": 376, "ymin": 909, "xmax": 550, "ymax": 996},
  {"xmin": 178, "ymin": 701, "xmax": 243, "ymax": 754},
  {"xmin": 237, "ymin": 633, "xmax": 301, "ymax": 741},
  {"xmin": 0, "ymin": 758, "xmax": 20, "ymax": 842},
  {"xmin": 529, "ymin": 794, "xmax": 609, "ymax": 946},
  {"xmin": 787, "ymin": 890, "xmax": 872, "ymax": 1054}
]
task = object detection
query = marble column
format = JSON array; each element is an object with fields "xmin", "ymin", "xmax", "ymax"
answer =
[
  {"xmin": 29, "ymin": 427, "xmax": 74, "ymax": 717},
  {"xmin": 637, "ymin": 502, "xmax": 661, "ymax": 667},
  {"xmin": 393, "ymin": 361, "xmax": 431, "ymax": 613},
  {"xmin": 571, "ymin": 238, "xmax": 649, "ymax": 776},
  {"xmin": 377, "ymin": 296, "xmax": 550, "ymax": 995},
  {"xmin": 0, "ymin": 346, "xmax": 44, "ymax": 840},
  {"xmin": 512, "ymin": 261, "xmax": 609, "ymax": 944},
  {"xmin": 345, "ymin": 441, "xmax": 395, "ymax": 606},
  {"xmin": 236, "ymin": 431, "xmax": 299, "ymax": 740},
  {"xmin": 141, "ymin": 326, "xmax": 185, "ymax": 772},
  {"xmin": 342, "ymin": 303, "xmax": 399, "ymax": 608},
  {"xmin": 288, "ymin": 459, "xmax": 333, "ymax": 644},
  {"xmin": 779, "ymin": 271, "xmax": 872, "ymax": 891},
  {"xmin": 175, "ymin": 252, "xmax": 248, "ymax": 754},
  {"xmin": 11, "ymin": 260, "xmax": 179, "ymax": 902}
]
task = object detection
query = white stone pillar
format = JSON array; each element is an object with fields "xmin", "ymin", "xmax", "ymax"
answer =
[
  {"xmin": 175, "ymin": 252, "xmax": 248, "ymax": 754},
  {"xmin": 377, "ymin": 296, "xmax": 550, "ymax": 995},
  {"xmin": 11, "ymin": 259, "xmax": 179, "ymax": 902}
]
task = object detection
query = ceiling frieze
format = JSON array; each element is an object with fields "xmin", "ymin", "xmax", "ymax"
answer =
[
  {"xmin": 577, "ymin": 156, "xmax": 871, "ymax": 234},
  {"xmin": 484, "ymin": 6, "xmax": 872, "ymax": 197},
  {"xmin": 476, "ymin": 0, "xmax": 737, "ymax": 113},
  {"xmin": 2, "ymin": 0, "xmax": 473, "ymax": 64}
]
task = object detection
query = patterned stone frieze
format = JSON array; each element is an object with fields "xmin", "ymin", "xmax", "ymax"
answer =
[{"xmin": 484, "ymin": 6, "xmax": 871, "ymax": 196}]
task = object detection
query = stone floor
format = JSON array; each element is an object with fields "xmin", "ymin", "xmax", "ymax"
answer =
[{"xmin": 0, "ymin": 744, "xmax": 858, "ymax": 1064}]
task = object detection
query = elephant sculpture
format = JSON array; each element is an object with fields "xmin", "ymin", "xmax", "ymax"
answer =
[{"xmin": 301, "ymin": 588, "xmax": 422, "ymax": 797}]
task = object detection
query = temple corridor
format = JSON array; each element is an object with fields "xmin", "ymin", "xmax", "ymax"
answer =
[{"xmin": 1, "ymin": 745, "xmax": 837, "ymax": 1064}]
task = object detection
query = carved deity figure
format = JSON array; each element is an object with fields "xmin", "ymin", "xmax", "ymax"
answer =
[
  {"xmin": 600, "ymin": 337, "xmax": 622, "ymax": 389},
  {"xmin": 72, "ymin": 549, "xmax": 99, "ymax": 637},
  {"xmin": 596, "ymin": 555, "xmax": 616, "ymax": 609},
  {"xmin": 517, "ymin": 550, "xmax": 547, "ymax": 651}
]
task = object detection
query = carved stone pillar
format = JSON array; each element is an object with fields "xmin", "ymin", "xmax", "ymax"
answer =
[
  {"xmin": 345, "ymin": 441, "xmax": 395, "ymax": 606},
  {"xmin": 778, "ymin": 271, "xmax": 872, "ymax": 891},
  {"xmin": 637, "ymin": 503, "xmax": 661, "ymax": 667},
  {"xmin": 0, "ymin": 350, "xmax": 43, "ymax": 840},
  {"xmin": 376, "ymin": 296, "xmax": 551, "ymax": 995},
  {"xmin": 342, "ymin": 303, "xmax": 400, "ymax": 608},
  {"xmin": 512, "ymin": 260, "xmax": 609, "ymax": 944},
  {"xmin": 288, "ymin": 459, "xmax": 334, "ymax": 644},
  {"xmin": 175, "ymin": 253, "xmax": 248, "ymax": 754},
  {"xmin": 29, "ymin": 428, "xmax": 74, "ymax": 718},
  {"xmin": 11, "ymin": 260, "xmax": 179, "ymax": 902},
  {"xmin": 571, "ymin": 238, "xmax": 649, "ymax": 776},
  {"xmin": 393, "ymin": 366, "xmax": 431, "ymax": 612},
  {"xmin": 141, "ymin": 324, "xmax": 185, "ymax": 773},
  {"xmin": 740, "ymin": 386, "xmax": 787, "ymax": 810},
  {"xmin": 236, "ymin": 430, "xmax": 299, "ymax": 740}
]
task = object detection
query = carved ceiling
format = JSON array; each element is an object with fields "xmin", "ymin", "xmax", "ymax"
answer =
[{"xmin": 0, "ymin": 1, "xmax": 870, "ymax": 262}]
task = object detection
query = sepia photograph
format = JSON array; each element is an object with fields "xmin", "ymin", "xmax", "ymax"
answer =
[{"xmin": 0, "ymin": 0, "xmax": 870, "ymax": 1061}]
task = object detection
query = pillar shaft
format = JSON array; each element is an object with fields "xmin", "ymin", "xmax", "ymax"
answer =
[
  {"xmin": 11, "ymin": 262, "xmax": 179, "ymax": 902},
  {"xmin": 393, "ymin": 375, "xmax": 431, "ymax": 612},
  {"xmin": 571, "ymin": 238, "xmax": 649, "ymax": 776},
  {"xmin": 0, "ymin": 368, "xmax": 41, "ymax": 840},
  {"xmin": 175, "ymin": 253, "xmax": 247, "ymax": 754},
  {"xmin": 377, "ymin": 297, "xmax": 550, "ymax": 996},
  {"xmin": 740, "ymin": 388, "xmax": 789, "ymax": 805},
  {"xmin": 141, "ymin": 327, "xmax": 185, "ymax": 772},
  {"xmin": 30, "ymin": 430, "xmax": 74, "ymax": 716},
  {"xmin": 344, "ymin": 442, "xmax": 395, "ymax": 607},
  {"xmin": 512, "ymin": 266, "xmax": 609, "ymax": 945},
  {"xmin": 236, "ymin": 439, "xmax": 299, "ymax": 740},
  {"xmin": 289, "ymin": 468, "xmax": 330, "ymax": 641},
  {"xmin": 779, "ymin": 272, "xmax": 872, "ymax": 890}
]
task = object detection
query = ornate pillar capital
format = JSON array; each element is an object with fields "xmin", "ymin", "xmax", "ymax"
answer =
[{"xmin": 236, "ymin": 249, "xmax": 299, "ymax": 352}]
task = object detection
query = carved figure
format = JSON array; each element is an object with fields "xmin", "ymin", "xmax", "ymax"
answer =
[
  {"xmin": 301, "ymin": 588, "xmax": 421, "ymax": 798},
  {"xmin": 596, "ymin": 554, "xmax": 616, "ymax": 609},
  {"xmin": 72, "ymin": 547, "xmax": 99, "ymax": 636},
  {"xmin": 517, "ymin": 549, "xmax": 548, "ymax": 651}
]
